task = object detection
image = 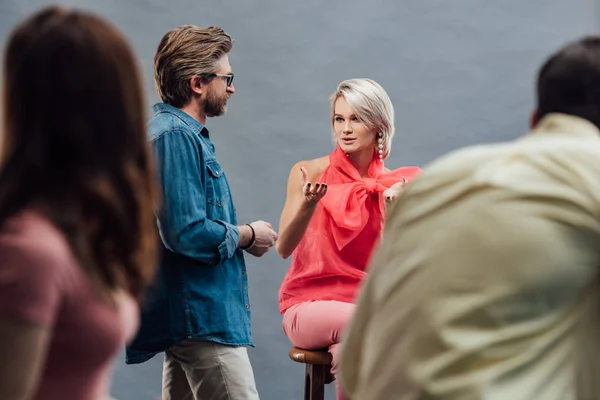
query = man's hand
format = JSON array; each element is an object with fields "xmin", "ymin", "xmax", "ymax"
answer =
[{"xmin": 245, "ymin": 220, "xmax": 278, "ymax": 257}]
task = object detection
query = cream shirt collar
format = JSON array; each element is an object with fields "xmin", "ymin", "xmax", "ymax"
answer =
[{"xmin": 531, "ymin": 113, "xmax": 600, "ymax": 138}]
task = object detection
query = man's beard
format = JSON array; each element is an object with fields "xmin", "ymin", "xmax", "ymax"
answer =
[{"xmin": 203, "ymin": 91, "xmax": 228, "ymax": 117}]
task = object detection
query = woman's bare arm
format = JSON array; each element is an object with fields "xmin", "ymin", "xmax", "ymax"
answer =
[
  {"xmin": 276, "ymin": 160, "xmax": 327, "ymax": 259},
  {"xmin": 0, "ymin": 318, "xmax": 50, "ymax": 400}
]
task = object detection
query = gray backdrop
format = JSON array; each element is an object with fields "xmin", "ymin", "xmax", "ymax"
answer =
[{"xmin": 1, "ymin": 1, "xmax": 599, "ymax": 399}]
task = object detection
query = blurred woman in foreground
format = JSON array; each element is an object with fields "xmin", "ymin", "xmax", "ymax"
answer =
[{"xmin": 0, "ymin": 6, "xmax": 157, "ymax": 400}]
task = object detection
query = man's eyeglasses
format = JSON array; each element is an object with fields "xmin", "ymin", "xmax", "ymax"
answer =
[{"xmin": 202, "ymin": 73, "xmax": 234, "ymax": 87}]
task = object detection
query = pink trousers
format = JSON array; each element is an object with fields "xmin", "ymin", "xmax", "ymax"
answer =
[{"xmin": 282, "ymin": 300, "xmax": 355, "ymax": 400}]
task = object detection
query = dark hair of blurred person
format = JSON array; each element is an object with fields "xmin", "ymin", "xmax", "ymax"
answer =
[{"xmin": 0, "ymin": 5, "xmax": 158, "ymax": 400}]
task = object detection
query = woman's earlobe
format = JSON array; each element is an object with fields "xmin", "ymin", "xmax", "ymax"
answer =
[{"xmin": 377, "ymin": 133, "xmax": 384, "ymax": 161}]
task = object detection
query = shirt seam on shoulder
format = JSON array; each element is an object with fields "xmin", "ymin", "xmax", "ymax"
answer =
[{"xmin": 150, "ymin": 128, "xmax": 192, "ymax": 143}]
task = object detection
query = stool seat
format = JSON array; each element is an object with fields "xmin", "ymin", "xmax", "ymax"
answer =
[{"xmin": 289, "ymin": 347, "xmax": 332, "ymax": 365}]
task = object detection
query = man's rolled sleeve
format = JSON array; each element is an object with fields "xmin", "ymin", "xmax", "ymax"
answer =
[{"xmin": 215, "ymin": 220, "xmax": 240, "ymax": 261}]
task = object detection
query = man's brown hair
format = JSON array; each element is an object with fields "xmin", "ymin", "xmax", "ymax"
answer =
[{"xmin": 154, "ymin": 25, "xmax": 233, "ymax": 108}]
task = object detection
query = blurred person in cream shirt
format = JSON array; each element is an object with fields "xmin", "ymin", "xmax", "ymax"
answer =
[{"xmin": 339, "ymin": 36, "xmax": 600, "ymax": 400}]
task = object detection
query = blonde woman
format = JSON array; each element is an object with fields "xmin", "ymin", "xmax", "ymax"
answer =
[{"xmin": 276, "ymin": 79, "xmax": 421, "ymax": 399}]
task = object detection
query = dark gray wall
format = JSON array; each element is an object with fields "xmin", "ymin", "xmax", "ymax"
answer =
[{"xmin": 1, "ymin": 1, "xmax": 598, "ymax": 399}]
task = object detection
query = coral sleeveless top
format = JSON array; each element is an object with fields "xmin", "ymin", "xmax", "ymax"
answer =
[{"xmin": 278, "ymin": 146, "xmax": 421, "ymax": 313}]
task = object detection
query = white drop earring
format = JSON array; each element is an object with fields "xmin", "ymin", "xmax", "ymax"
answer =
[{"xmin": 377, "ymin": 133, "xmax": 384, "ymax": 162}]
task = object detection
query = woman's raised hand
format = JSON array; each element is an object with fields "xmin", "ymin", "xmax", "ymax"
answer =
[
  {"xmin": 383, "ymin": 178, "xmax": 408, "ymax": 204},
  {"xmin": 301, "ymin": 166, "xmax": 327, "ymax": 205}
]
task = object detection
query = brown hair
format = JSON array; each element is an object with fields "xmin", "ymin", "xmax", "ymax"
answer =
[
  {"xmin": 0, "ymin": 6, "xmax": 158, "ymax": 300},
  {"xmin": 154, "ymin": 25, "xmax": 233, "ymax": 108},
  {"xmin": 537, "ymin": 36, "xmax": 600, "ymax": 129}
]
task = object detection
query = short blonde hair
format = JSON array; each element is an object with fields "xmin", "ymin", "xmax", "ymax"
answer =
[
  {"xmin": 330, "ymin": 79, "xmax": 395, "ymax": 160},
  {"xmin": 154, "ymin": 25, "xmax": 233, "ymax": 108}
]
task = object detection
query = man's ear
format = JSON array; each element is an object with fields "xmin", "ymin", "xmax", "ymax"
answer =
[
  {"xmin": 190, "ymin": 75, "xmax": 203, "ymax": 96},
  {"xmin": 529, "ymin": 109, "xmax": 539, "ymax": 129}
]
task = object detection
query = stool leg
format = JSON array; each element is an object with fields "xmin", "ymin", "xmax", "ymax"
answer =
[{"xmin": 304, "ymin": 364, "xmax": 326, "ymax": 400}]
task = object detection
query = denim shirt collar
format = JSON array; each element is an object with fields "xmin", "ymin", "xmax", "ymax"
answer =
[{"xmin": 152, "ymin": 103, "xmax": 210, "ymax": 139}]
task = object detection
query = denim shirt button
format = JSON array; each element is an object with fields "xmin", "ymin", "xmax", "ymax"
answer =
[
  {"xmin": 245, "ymin": 304, "xmax": 249, "ymax": 309},
  {"xmin": 242, "ymin": 271, "xmax": 246, "ymax": 275}
]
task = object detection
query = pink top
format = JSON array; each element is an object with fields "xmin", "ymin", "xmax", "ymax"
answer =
[
  {"xmin": 0, "ymin": 211, "xmax": 139, "ymax": 400},
  {"xmin": 279, "ymin": 147, "xmax": 421, "ymax": 313}
]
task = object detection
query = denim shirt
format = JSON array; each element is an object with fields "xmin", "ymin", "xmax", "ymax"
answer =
[{"xmin": 126, "ymin": 103, "xmax": 252, "ymax": 364}]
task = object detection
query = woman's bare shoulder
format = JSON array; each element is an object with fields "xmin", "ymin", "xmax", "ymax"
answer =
[{"xmin": 291, "ymin": 156, "xmax": 329, "ymax": 180}]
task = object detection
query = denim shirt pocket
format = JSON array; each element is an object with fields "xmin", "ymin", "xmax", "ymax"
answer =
[{"xmin": 205, "ymin": 159, "xmax": 231, "ymax": 207}]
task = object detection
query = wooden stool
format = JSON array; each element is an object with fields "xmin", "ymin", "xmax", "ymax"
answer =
[{"xmin": 289, "ymin": 346, "xmax": 335, "ymax": 400}]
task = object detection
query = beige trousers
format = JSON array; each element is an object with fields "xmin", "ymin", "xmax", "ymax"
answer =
[{"xmin": 162, "ymin": 340, "xmax": 259, "ymax": 400}]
